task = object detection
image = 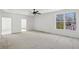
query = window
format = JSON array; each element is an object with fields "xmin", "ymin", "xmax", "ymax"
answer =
[
  {"xmin": 2, "ymin": 17, "xmax": 12, "ymax": 35},
  {"xmin": 56, "ymin": 12, "xmax": 76, "ymax": 30},
  {"xmin": 65, "ymin": 12, "xmax": 76, "ymax": 30},
  {"xmin": 21, "ymin": 19, "xmax": 27, "ymax": 32},
  {"xmin": 56, "ymin": 14, "xmax": 64, "ymax": 29}
]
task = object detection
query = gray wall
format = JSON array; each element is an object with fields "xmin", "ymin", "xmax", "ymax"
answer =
[
  {"xmin": 0, "ymin": 10, "xmax": 34, "ymax": 34},
  {"xmin": 34, "ymin": 9, "xmax": 79, "ymax": 38}
]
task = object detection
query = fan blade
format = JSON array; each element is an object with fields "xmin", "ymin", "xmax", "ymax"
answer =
[
  {"xmin": 37, "ymin": 13, "xmax": 41, "ymax": 15},
  {"xmin": 36, "ymin": 11, "xmax": 39, "ymax": 13}
]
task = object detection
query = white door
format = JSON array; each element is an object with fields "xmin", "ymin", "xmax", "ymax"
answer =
[
  {"xmin": 2, "ymin": 17, "xmax": 12, "ymax": 35},
  {"xmin": 21, "ymin": 19, "xmax": 27, "ymax": 32}
]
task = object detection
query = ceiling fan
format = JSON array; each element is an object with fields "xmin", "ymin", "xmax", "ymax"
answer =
[{"xmin": 32, "ymin": 9, "xmax": 41, "ymax": 15}]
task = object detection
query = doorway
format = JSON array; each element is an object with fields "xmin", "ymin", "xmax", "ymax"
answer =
[
  {"xmin": 21, "ymin": 19, "xmax": 27, "ymax": 32},
  {"xmin": 2, "ymin": 17, "xmax": 12, "ymax": 35}
]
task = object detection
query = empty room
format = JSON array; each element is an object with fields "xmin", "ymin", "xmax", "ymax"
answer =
[{"xmin": 0, "ymin": 9, "xmax": 79, "ymax": 49}]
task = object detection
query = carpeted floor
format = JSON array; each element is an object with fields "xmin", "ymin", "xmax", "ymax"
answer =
[{"xmin": 0, "ymin": 31, "xmax": 79, "ymax": 49}]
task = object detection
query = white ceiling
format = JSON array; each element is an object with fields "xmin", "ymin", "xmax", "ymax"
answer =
[{"xmin": 2, "ymin": 9, "xmax": 62, "ymax": 15}]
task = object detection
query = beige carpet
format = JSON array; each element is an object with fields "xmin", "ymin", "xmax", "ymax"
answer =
[{"xmin": 0, "ymin": 31, "xmax": 79, "ymax": 49}]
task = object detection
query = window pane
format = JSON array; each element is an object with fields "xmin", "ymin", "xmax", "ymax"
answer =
[
  {"xmin": 56, "ymin": 22, "xmax": 64, "ymax": 29},
  {"xmin": 65, "ymin": 22, "xmax": 76, "ymax": 30},
  {"xmin": 65, "ymin": 12, "xmax": 76, "ymax": 22},
  {"xmin": 56, "ymin": 14, "xmax": 64, "ymax": 21}
]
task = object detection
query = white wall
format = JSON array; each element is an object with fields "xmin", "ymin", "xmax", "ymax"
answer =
[
  {"xmin": 0, "ymin": 10, "xmax": 34, "ymax": 34},
  {"xmin": 0, "ymin": 15, "xmax": 2, "ymax": 34},
  {"xmin": 27, "ymin": 16, "xmax": 35, "ymax": 31},
  {"xmin": 34, "ymin": 9, "xmax": 79, "ymax": 38}
]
